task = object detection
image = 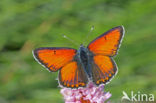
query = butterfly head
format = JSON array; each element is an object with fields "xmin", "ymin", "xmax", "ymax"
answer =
[
  {"xmin": 79, "ymin": 44, "xmax": 87, "ymax": 52},
  {"xmin": 80, "ymin": 44, "xmax": 84, "ymax": 47}
]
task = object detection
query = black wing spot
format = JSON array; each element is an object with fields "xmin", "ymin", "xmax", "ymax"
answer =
[
  {"xmin": 104, "ymin": 36, "xmax": 107, "ymax": 40},
  {"xmin": 54, "ymin": 50, "xmax": 56, "ymax": 54}
]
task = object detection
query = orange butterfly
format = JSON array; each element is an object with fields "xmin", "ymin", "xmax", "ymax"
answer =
[{"xmin": 33, "ymin": 26, "xmax": 124, "ymax": 88}]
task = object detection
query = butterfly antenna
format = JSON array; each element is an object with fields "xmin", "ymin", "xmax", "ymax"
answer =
[
  {"xmin": 83, "ymin": 25, "xmax": 94, "ymax": 46},
  {"xmin": 62, "ymin": 34, "xmax": 79, "ymax": 47}
]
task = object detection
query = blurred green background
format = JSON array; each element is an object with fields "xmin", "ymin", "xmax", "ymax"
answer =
[{"xmin": 0, "ymin": 0, "xmax": 156, "ymax": 103}]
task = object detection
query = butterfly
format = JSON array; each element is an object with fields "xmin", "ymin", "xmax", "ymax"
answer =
[{"xmin": 33, "ymin": 26, "xmax": 124, "ymax": 88}]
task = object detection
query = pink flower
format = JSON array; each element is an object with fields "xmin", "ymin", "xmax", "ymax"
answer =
[{"xmin": 60, "ymin": 82, "xmax": 111, "ymax": 103}]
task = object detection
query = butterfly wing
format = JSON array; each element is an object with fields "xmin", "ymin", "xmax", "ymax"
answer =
[
  {"xmin": 87, "ymin": 26, "xmax": 124, "ymax": 85},
  {"xmin": 91, "ymin": 55, "xmax": 117, "ymax": 85},
  {"xmin": 87, "ymin": 26, "xmax": 124, "ymax": 56},
  {"xmin": 59, "ymin": 60, "xmax": 88, "ymax": 88},
  {"xmin": 33, "ymin": 47, "xmax": 88, "ymax": 88},
  {"xmin": 33, "ymin": 47, "xmax": 77, "ymax": 72}
]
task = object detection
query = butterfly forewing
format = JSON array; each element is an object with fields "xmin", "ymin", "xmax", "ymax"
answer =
[
  {"xmin": 33, "ymin": 47, "xmax": 77, "ymax": 72},
  {"xmin": 87, "ymin": 26, "xmax": 124, "ymax": 56}
]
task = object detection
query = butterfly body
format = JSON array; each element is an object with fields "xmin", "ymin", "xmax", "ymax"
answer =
[
  {"xmin": 33, "ymin": 26, "xmax": 124, "ymax": 88},
  {"xmin": 76, "ymin": 44, "xmax": 92, "ymax": 78}
]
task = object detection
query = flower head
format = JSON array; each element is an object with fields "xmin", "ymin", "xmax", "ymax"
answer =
[{"xmin": 61, "ymin": 82, "xmax": 111, "ymax": 103}]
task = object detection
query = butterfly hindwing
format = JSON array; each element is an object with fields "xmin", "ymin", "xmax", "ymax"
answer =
[
  {"xmin": 59, "ymin": 61, "xmax": 88, "ymax": 88},
  {"xmin": 87, "ymin": 26, "xmax": 124, "ymax": 56},
  {"xmin": 91, "ymin": 55, "xmax": 117, "ymax": 85},
  {"xmin": 33, "ymin": 47, "xmax": 77, "ymax": 72}
]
